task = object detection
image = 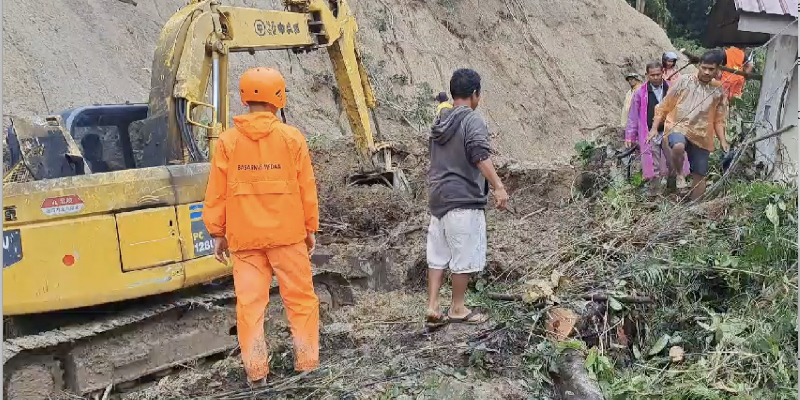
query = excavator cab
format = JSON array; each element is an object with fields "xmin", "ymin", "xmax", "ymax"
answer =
[{"xmin": 3, "ymin": 104, "xmax": 151, "ymax": 183}]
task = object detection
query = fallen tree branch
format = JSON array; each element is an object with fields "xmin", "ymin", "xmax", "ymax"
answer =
[
  {"xmin": 699, "ymin": 124, "xmax": 796, "ymax": 201},
  {"xmin": 581, "ymin": 292, "xmax": 653, "ymax": 304},
  {"xmin": 486, "ymin": 292, "xmax": 653, "ymax": 304},
  {"xmin": 553, "ymin": 349, "xmax": 604, "ymax": 400}
]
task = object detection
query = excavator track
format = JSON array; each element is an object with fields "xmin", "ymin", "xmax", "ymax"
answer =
[
  {"xmin": 3, "ymin": 269, "xmax": 355, "ymax": 399},
  {"xmin": 3, "ymin": 287, "xmax": 236, "ymax": 365},
  {"xmin": 3, "ymin": 285, "xmax": 238, "ymax": 399}
]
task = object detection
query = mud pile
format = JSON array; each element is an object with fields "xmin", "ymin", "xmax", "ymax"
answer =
[
  {"xmin": 3, "ymin": 0, "xmax": 685, "ymax": 165},
  {"xmin": 310, "ymin": 133, "xmax": 582, "ymax": 290}
]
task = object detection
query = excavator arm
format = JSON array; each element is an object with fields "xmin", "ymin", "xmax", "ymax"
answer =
[{"xmin": 136, "ymin": 0, "xmax": 405, "ymax": 188}]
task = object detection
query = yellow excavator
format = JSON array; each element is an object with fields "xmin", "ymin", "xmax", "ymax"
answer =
[{"xmin": 2, "ymin": 1, "xmax": 404, "ymax": 398}]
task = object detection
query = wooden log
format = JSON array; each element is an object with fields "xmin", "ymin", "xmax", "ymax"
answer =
[
  {"xmin": 486, "ymin": 292, "xmax": 653, "ymax": 304},
  {"xmin": 552, "ymin": 349, "xmax": 605, "ymax": 400}
]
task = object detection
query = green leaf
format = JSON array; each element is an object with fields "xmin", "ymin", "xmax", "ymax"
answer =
[
  {"xmin": 648, "ymin": 334, "xmax": 671, "ymax": 356},
  {"xmin": 778, "ymin": 200, "xmax": 787, "ymax": 211},
  {"xmin": 765, "ymin": 203, "xmax": 780, "ymax": 228},
  {"xmin": 632, "ymin": 344, "xmax": 642, "ymax": 360},
  {"xmin": 585, "ymin": 347, "xmax": 598, "ymax": 368},
  {"xmin": 558, "ymin": 340, "xmax": 584, "ymax": 351},
  {"xmin": 608, "ymin": 296, "xmax": 623, "ymax": 311}
]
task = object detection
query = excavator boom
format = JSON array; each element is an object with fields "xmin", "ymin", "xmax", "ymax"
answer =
[{"xmin": 132, "ymin": 0, "xmax": 404, "ymax": 189}]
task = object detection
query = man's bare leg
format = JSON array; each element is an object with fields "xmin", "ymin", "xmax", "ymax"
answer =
[
  {"xmin": 664, "ymin": 140, "xmax": 685, "ymax": 192},
  {"xmin": 689, "ymin": 172, "xmax": 706, "ymax": 200},
  {"xmin": 426, "ymin": 268, "xmax": 445, "ymax": 319},
  {"xmin": 449, "ymin": 273, "xmax": 471, "ymax": 318},
  {"xmin": 447, "ymin": 273, "xmax": 488, "ymax": 323}
]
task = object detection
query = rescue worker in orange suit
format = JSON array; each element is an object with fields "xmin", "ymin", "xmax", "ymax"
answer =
[{"xmin": 203, "ymin": 67, "xmax": 320, "ymax": 386}]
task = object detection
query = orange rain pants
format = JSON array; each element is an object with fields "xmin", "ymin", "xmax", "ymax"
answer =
[
  {"xmin": 233, "ymin": 242, "xmax": 319, "ymax": 381},
  {"xmin": 203, "ymin": 111, "xmax": 321, "ymax": 381}
]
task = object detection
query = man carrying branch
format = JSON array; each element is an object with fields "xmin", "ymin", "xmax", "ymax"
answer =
[{"xmin": 649, "ymin": 50, "xmax": 730, "ymax": 201}]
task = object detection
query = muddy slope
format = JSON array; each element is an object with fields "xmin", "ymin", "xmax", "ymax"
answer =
[{"xmin": 3, "ymin": 0, "xmax": 681, "ymax": 165}]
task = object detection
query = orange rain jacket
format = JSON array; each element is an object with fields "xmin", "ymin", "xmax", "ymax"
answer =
[
  {"xmin": 720, "ymin": 47, "xmax": 747, "ymax": 99},
  {"xmin": 203, "ymin": 112, "xmax": 319, "ymax": 252}
]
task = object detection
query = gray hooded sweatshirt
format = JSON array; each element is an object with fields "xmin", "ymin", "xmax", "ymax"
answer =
[{"xmin": 428, "ymin": 105, "xmax": 492, "ymax": 219}]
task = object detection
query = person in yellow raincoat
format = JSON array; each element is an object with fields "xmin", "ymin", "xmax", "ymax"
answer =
[
  {"xmin": 435, "ymin": 91, "xmax": 453, "ymax": 117},
  {"xmin": 203, "ymin": 67, "xmax": 320, "ymax": 386},
  {"xmin": 621, "ymin": 72, "xmax": 643, "ymax": 127}
]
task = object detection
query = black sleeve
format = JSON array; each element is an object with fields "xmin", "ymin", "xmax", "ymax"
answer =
[{"xmin": 463, "ymin": 113, "xmax": 492, "ymax": 164}]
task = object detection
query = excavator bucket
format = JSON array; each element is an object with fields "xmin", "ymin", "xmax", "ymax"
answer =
[
  {"xmin": 345, "ymin": 142, "xmax": 411, "ymax": 193},
  {"xmin": 346, "ymin": 169, "xmax": 408, "ymax": 190}
]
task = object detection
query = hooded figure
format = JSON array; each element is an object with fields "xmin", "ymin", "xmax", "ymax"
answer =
[
  {"xmin": 203, "ymin": 67, "xmax": 320, "ymax": 387},
  {"xmin": 662, "ymin": 51, "xmax": 682, "ymax": 86},
  {"xmin": 425, "ymin": 68, "xmax": 507, "ymax": 328},
  {"xmin": 429, "ymin": 105, "xmax": 492, "ymax": 218}
]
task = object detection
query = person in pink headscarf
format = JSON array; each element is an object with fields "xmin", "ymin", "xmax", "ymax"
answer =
[
  {"xmin": 662, "ymin": 52, "xmax": 682, "ymax": 86},
  {"xmin": 625, "ymin": 61, "xmax": 689, "ymax": 194}
]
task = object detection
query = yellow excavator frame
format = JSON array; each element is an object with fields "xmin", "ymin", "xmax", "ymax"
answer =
[
  {"xmin": 4, "ymin": 0, "xmax": 400, "ymax": 316},
  {"xmin": 152, "ymin": 0, "xmax": 394, "ymax": 171}
]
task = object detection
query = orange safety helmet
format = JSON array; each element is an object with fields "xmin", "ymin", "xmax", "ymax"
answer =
[{"xmin": 239, "ymin": 67, "xmax": 287, "ymax": 108}]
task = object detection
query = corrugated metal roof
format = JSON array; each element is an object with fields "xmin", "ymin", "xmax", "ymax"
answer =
[{"xmin": 734, "ymin": 0, "xmax": 798, "ymax": 18}]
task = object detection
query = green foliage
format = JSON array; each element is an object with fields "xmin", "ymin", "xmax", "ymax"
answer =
[
  {"xmin": 625, "ymin": 0, "xmax": 714, "ymax": 42},
  {"xmin": 361, "ymin": 51, "xmax": 437, "ymax": 131},
  {"xmin": 610, "ymin": 182, "xmax": 799, "ymax": 399},
  {"xmin": 410, "ymin": 82, "xmax": 436, "ymax": 128},
  {"xmin": 671, "ymin": 37, "xmax": 706, "ymax": 57},
  {"xmin": 573, "ymin": 139, "xmax": 597, "ymax": 165}
]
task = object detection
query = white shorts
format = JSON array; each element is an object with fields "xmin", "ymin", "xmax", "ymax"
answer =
[{"xmin": 426, "ymin": 208, "xmax": 487, "ymax": 274}]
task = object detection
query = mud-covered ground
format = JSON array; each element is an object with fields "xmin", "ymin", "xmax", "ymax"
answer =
[{"xmin": 113, "ymin": 132, "xmax": 590, "ymax": 400}]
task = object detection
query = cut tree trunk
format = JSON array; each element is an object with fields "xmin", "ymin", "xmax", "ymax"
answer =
[{"xmin": 552, "ymin": 349, "xmax": 605, "ymax": 400}]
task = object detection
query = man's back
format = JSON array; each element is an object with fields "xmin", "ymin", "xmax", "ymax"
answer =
[{"xmin": 428, "ymin": 106, "xmax": 491, "ymax": 219}]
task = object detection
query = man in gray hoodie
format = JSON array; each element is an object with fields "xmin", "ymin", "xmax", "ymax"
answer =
[{"xmin": 426, "ymin": 69, "xmax": 509, "ymax": 327}]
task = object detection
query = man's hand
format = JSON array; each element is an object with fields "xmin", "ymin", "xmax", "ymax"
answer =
[
  {"xmin": 646, "ymin": 128, "xmax": 659, "ymax": 143},
  {"xmin": 720, "ymin": 139, "xmax": 730, "ymax": 153},
  {"xmin": 304, "ymin": 232, "xmax": 316, "ymax": 256},
  {"xmin": 213, "ymin": 236, "xmax": 230, "ymax": 265},
  {"xmin": 492, "ymin": 185, "xmax": 509, "ymax": 210},
  {"xmin": 624, "ymin": 140, "xmax": 634, "ymax": 148}
]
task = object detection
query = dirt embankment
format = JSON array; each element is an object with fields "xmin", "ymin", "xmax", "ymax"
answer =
[{"xmin": 4, "ymin": 0, "xmax": 684, "ymax": 165}]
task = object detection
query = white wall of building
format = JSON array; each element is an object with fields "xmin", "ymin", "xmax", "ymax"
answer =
[{"xmin": 753, "ymin": 34, "xmax": 798, "ymax": 181}]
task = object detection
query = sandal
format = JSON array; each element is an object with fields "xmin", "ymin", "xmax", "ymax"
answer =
[
  {"xmin": 425, "ymin": 312, "xmax": 450, "ymax": 330},
  {"xmin": 448, "ymin": 308, "xmax": 490, "ymax": 325}
]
